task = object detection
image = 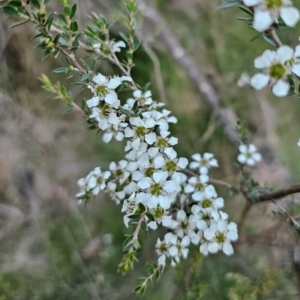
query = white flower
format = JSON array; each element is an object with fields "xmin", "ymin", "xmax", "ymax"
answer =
[
  {"xmin": 298, "ymin": 139, "xmax": 300, "ymax": 147},
  {"xmin": 189, "ymin": 153, "xmax": 218, "ymax": 174},
  {"xmin": 171, "ymin": 210, "xmax": 197, "ymax": 239},
  {"xmin": 168, "ymin": 236, "xmax": 190, "ymax": 261},
  {"xmin": 87, "ymin": 167, "xmax": 111, "ymax": 195},
  {"xmin": 133, "ymin": 90, "xmax": 153, "ymax": 105},
  {"xmin": 136, "ymin": 171, "xmax": 179, "ymax": 209},
  {"xmin": 121, "ymin": 193, "xmax": 138, "ymax": 227},
  {"xmin": 87, "ymin": 73, "xmax": 132, "ymax": 107},
  {"xmin": 237, "ymin": 144, "xmax": 262, "ymax": 166},
  {"xmin": 250, "ymin": 46, "xmax": 300, "ymax": 97},
  {"xmin": 109, "ymin": 160, "xmax": 130, "ymax": 184},
  {"xmin": 155, "ymin": 232, "xmax": 178, "ymax": 266},
  {"xmin": 202, "ymin": 220, "xmax": 238, "ymax": 256},
  {"xmin": 98, "ymin": 112, "xmax": 128, "ymax": 143},
  {"xmin": 93, "ymin": 40, "xmax": 126, "ymax": 53},
  {"xmin": 184, "ymin": 175, "xmax": 209, "ymax": 194},
  {"xmin": 243, "ymin": 0, "xmax": 300, "ymax": 32},
  {"xmin": 147, "ymin": 207, "xmax": 172, "ymax": 230}
]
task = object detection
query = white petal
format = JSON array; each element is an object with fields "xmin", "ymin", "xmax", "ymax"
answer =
[
  {"xmin": 208, "ymin": 242, "xmax": 219, "ymax": 253},
  {"xmin": 253, "ymin": 10, "xmax": 273, "ymax": 32},
  {"xmin": 250, "ymin": 73, "xmax": 269, "ymax": 90},
  {"xmin": 295, "ymin": 45, "xmax": 300, "ymax": 57},
  {"xmin": 138, "ymin": 177, "xmax": 152, "ymax": 189},
  {"xmin": 181, "ymin": 236, "xmax": 190, "ymax": 247},
  {"xmin": 103, "ymin": 132, "xmax": 113, "ymax": 143},
  {"xmin": 164, "ymin": 147, "xmax": 177, "ymax": 160},
  {"xmin": 107, "ymin": 77, "xmax": 122, "ymax": 89},
  {"xmin": 272, "ymin": 80, "xmax": 289, "ymax": 97},
  {"xmin": 237, "ymin": 154, "xmax": 247, "ymax": 164},
  {"xmin": 280, "ymin": 7, "xmax": 300, "ymax": 27},
  {"xmin": 223, "ymin": 242, "xmax": 234, "ymax": 255},
  {"xmin": 105, "ymin": 91, "xmax": 118, "ymax": 104},
  {"xmin": 204, "ymin": 228, "xmax": 216, "ymax": 240},
  {"xmin": 154, "ymin": 155, "xmax": 165, "ymax": 169},
  {"xmin": 86, "ymin": 96, "xmax": 100, "ymax": 108},
  {"xmin": 177, "ymin": 157, "xmax": 188, "ymax": 169},
  {"xmin": 292, "ymin": 64, "xmax": 300, "ymax": 77},
  {"xmin": 276, "ymin": 45, "xmax": 294, "ymax": 63},
  {"xmin": 243, "ymin": 0, "xmax": 260, "ymax": 6},
  {"xmin": 191, "ymin": 153, "xmax": 201, "ymax": 162},
  {"xmin": 177, "ymin": 210, "xmax": 186, "ymax": 220},
  {"xmin": 239, "ymin": 144, "xmax": 247, "ymax": 153},
  {"xmin": 169, "ymin": 245, "xmax": 178, "ymax": 257},
  {"xmin": 145, "ymin": 132, "xmax": 157, "ymax": 145},
  {"xmin": 93, "ymin": 74, "xmax": 107, "ymax": 84}
]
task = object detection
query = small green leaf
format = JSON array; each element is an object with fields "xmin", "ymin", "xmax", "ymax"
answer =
[
  {"xmin": 10, "ymin": 19, "xmax": 30, "ymax": 28},
  {"xmin": 2, "ymin": 5, "xmax": 19, "ymax": 16},
  {"xmin": 70, "ymin": 21, "xmax": 78, "ymax": 32},
  {"xmin": 218, "ymin": 0, "xmax": 240, "ymax": 9},
  {"xmin": 262, "ymin": 34, "xmax": 277, "ymax": 47},
  {"xmin": 70, "ymin": 3, "xmax": 77, "ymax": 19},
  {"xmin": 238, "ymin": 5, "xmax": 253, "ymax": 16},
  {"xmin": 53, "ymin": 67, "xmax": 68, "ymax": 73}
]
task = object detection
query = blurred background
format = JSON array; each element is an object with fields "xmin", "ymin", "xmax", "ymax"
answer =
[{"xmin": 1, "ymin": 0, "xmax": 300, "ymax": 299}]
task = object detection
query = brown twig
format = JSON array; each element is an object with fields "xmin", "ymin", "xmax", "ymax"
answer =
[{"xmin": 257, "ymin": 184, "xmax": 300, "ymax": 202}]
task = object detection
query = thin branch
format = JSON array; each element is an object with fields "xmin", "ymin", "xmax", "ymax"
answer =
[
  {"xmin": 128, "ymin": 214, "xmax": 145, "ymax": 253},
  {"xmin": 137, "ymin": 0, "xmax": 240, "ymax": 145},
  {"xmin": 257, "ymin": 184, "xmax": 300, "ymax": 202}
]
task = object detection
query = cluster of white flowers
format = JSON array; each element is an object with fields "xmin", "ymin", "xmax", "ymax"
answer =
[
  {"xmin": 243, "ymin": 0, "xmax": 300, "ymax": 32},
  {"xmin": 76, "ymin": 72, "xmax": 239, "ymax": 267},
  {"xmin": 250, "ymin": 45, "xmax": 300, "ymax": 96},
  {"xmin": 237, "ymin": 1, "xmax": 300, "ymax": 98}
]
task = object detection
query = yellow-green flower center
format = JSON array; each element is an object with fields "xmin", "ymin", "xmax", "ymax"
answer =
[
  {"xmin": 159, "ymin": 243, "xmax": 168, "ymax": 253},
  {"xmin": 265, "ymin": 0, "xmax": 282, "ymax": 9},
  {"xmin": 95, "ymin": 84, "xmax": 108, "ymax": 97},
  {"xmin": 97, "ymin": 177, "xmax": 103, "ymax": 185},
  {"xmin": 137, "ymin": 96, "xmax": 146, "ymax": 105},
  {"xmin": 115, "ymin": 169, "xmax": 123, "ymax": 177},
  {"xmin": 216, "ymin": 232, "xmax": 226, "ymax": 244},
  {"xmin": 153, "ymin": 207, "xmax": 165, "ymax": 219},
  {"xmin": 180, "ymin": 221, "xmax": 188, "ymax": 230},
  {"xmin": 145, "ymin": 167, "xmax": 155, "ymax": 177},
  {"xmin": 195, "ymin": 183, "xmax": 205, "ymax": 192},
  {"xmin": 102, "ymin": 44, "xmax": 111, "ymax": 54},
  {"xmin": 135, "ymin": 126, "xmax": 146, "ymax": 137},
  {"xmin": 165, "ymin": 161, "xmax": 177, "ymax": 172},
  {"xmin": 151, "ymin": 183, "xmax": 163, "ymax": 196},
  {"xmin": 201, "ymin": 159, "xmax": 208, "ymax": 167},
  {"xmin": 269, "ymin": 63, "xmax": 286, "ymax": 79},
  {"xmin": 202, "ymin": 214, "xmax": 211, "ymax": 221},
  {"xmin": 201, "ymin": 199, "xmax": 212, "ymax": 208},
  {"xmin": 157, "ymin": 138, "xmax": 169, "ymax": 149},
  {"xmin": 101, "ymin": 104, "xmax": 110, "ymax": 116}
]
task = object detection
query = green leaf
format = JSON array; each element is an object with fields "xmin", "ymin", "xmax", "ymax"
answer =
[
  {"xmin": 2, "ymin": 5, "xmax": 18, "ymax": 16},
  {"xmin": 58, "ymin": 36, "xmax": 68, "ymax": 47},
  {"xmin": 80, "ymin": 73, "xmax": 89, "ymax": 81},
  {"xmin": 42, "ymin": 50, "xmax": 51, "ymax": 60},
  {"xmin": 10, "ymin": 19, "xmax": 30, "ymax": 28},
  {"xmin": 70, "ymin": 21, "xmax": 78, "ymax": 32},
  {"xmin": 53, "ymin": 67, "xmax": 68, "ymax": 73},
  {"xmin": 262, "ymin": 34, "xmax": 277, "ymax": 47},
  {"xmin": 119, "ymin": 32, "xmax": 128, "ymax": 42},
  {"xmin": 238, "ymin": 5, "xmax": 253, "ymax": 16},
  {"xmin": 70, "ymin": 3, "xmax": 77, "ymax": 19},
  {"xmin": 7, "ymin": 0, "xmax": 22, "ymax": 7},
  {"xmin": 218, "ymin": 0, "xmax": 240, "ymax": 9},
  {"xmin": 64, "ymin": 6, "xmax": 71, "ymax": 16}
]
